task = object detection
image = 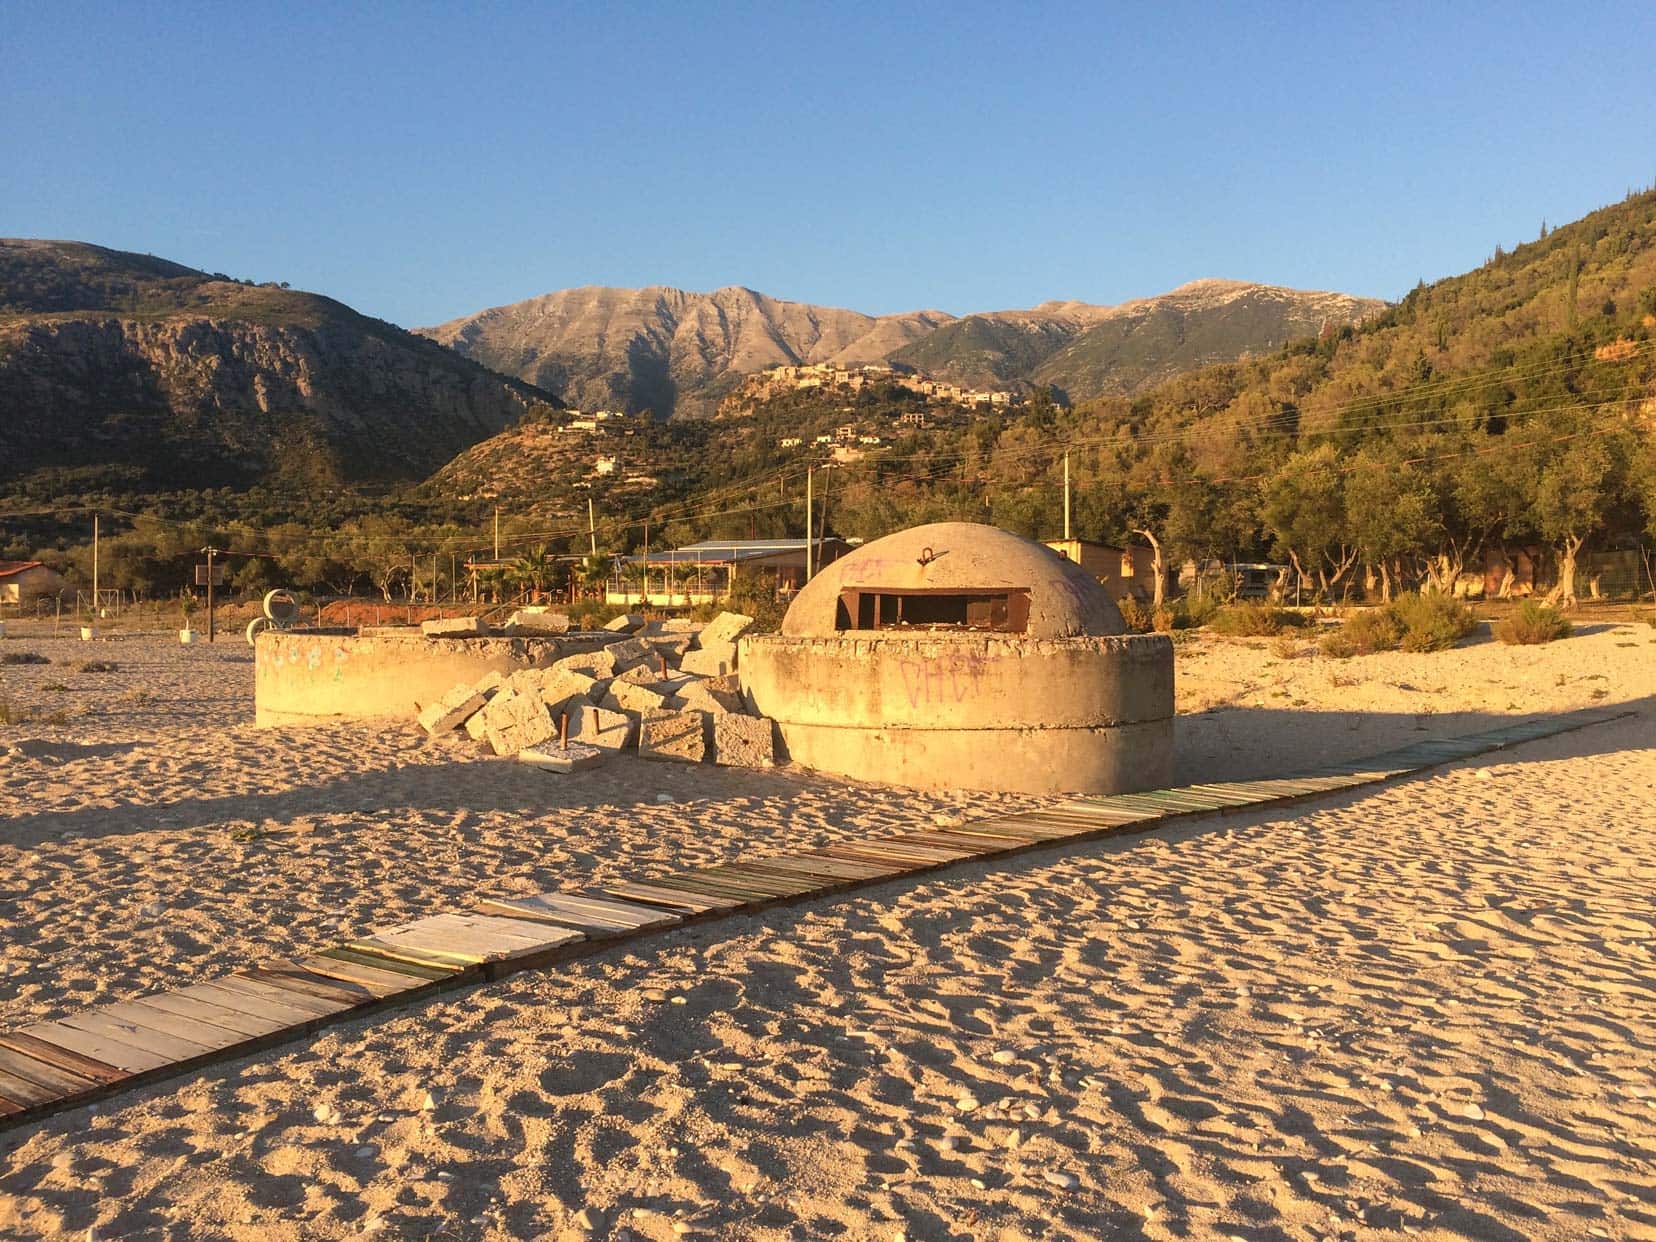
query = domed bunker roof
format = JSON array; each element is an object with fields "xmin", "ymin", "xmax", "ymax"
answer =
[{"xmin": 781, "ymin": 522, "xmax": 1125, "ymax": 639}]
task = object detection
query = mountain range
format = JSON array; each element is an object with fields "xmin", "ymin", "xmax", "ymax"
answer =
[
  {"xmin": 0, "ymin": 240, "xmax": 552, "ymax": 489},
  {"xmin": 421, "ymin": 280, "xmax": 1385, "ymax": 418},
  {"xmin": 0, "ymin": 238, "xmax": 1383, "ymax": 493}
]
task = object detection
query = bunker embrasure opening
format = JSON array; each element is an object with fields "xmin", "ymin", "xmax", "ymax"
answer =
[{"xmin": 835, "ymin": 587, "xmax": 1031, "ymax": 633}]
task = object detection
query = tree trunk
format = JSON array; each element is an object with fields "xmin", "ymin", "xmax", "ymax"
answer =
[
  {"xmin": 1131, "ymin": 529, "xmax": 1166, "ymax": 609},
  {"xmin": 1543, "ymin": 534, "xmax": 1584, "ymax": 609},
  {"xmin": 1379, "ymin": 560, "xmax": 1392, "ymax": 602}
]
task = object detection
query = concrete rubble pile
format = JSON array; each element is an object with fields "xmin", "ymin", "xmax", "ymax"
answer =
[{"xmin": 414, "ymin": 611, "xmax": 777, "ymax": 771}]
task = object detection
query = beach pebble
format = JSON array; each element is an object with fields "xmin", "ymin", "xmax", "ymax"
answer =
[
  {"xmin": 938, "ymin": 1135, "xmax": 961, "ymax": 1151},
  {"xmin": 655, "ymin": 794, "xmax": 674, "ymax": 804},
  {"xmin": 1043, "ymin": 1170, "xmax": 1079, "ymax": 1190},
  {"xmin": 355, "ymin": 1145, "xmax": 377, "ymax": 1159},
  {"xmin": 1460, "ymin": 1102, "xmax": 1486, "ymax": 1120},
  {"xmin": 312, "ymin": 1103, "xmax": 339, "ymax": 1125},
  {"xmin": 955, "ymin": 1093, "xmax": 980, "ymax": 1113},
  {"xmin": 971, "ymin": 1177, "xmax": 987, "ymax": 1189},
  {"xmin": 1002, "ymin": 1127, "xmax": 1023, "ymax": 1150},
  {"xmin": 575, "ymin": 1207, "xmax": 603, "ymax": 1231},
  {"xmin": 419, "ymin": 1090, "xmax": 440, "ymax": 1111},
  {"xmin": 991, "ymin": 1049, "xmax": 1017, "ymax": 1065}
]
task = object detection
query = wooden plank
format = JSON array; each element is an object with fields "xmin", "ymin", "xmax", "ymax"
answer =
[
  {"xmin": 0, "ymin": 1032, "xmax": 127, "ymax": 1086},
  {"xmin": 291, "ymin": 954, "xmax": 441, "ymax": 1000},
  {"xmin": 816, "ymin": 843, "xmax": 934, "ymax": 871},
  {"xmin": 0, "ymin": 1044, "xmax": 105, "ymax": 1095},
  {"xmin": 93, "ymin": 1002, "xmax": 245, "ymax": 1056},
  {"xmin": 643, "ymin": 873, "xmax": 776, "ymax": 904},
  {"xmin": 357, "ymin": 914, "xmax": 584, "ymax": 966},
  {"xmin": 952, "ymin": 817, "xmax": 1078, "ymax": 842},
  {"xmin": 194, "ymin": 975, "xmax": 352, "ymax": 1022},
  {"xmin": 741, "ymin": 854, "xmax": 890, "ymax": 883},
  {"xmin": 891, "ymin": 829, "xmax": 1021, "ymax": 855},
  {"xmin": 0, "ymin": 1091, "xmax": 27, "ymax": 1117},
  {"xmin": 346, "ymin": 935, "xmax": 502, "ymax": 971},
  {"xmin": 0, "ymin": 1066, "xmax": 65, "ymax": 1108},
  {"xmin": 698, "ymin": 864, "xmax": 824, "ymax": 897},
  {"xmin": 239, "ymin": 964, "xmax": 389, "ymax": 1007},
  {"xmin": 61, "ymin": 1008, "xmax": 228, "ymax": 1061},
  {"xmin": 318, "ymin": 945, "xmax": 463, "ymax": 981},
  {"xmin": 477, "ymin": 891, "xmax": 680, "ymax": 935},
  {"xmin": 128, "ymin": 990, "xmax": 295, "ymax": 1041},
  {"xmin": 17, "ymin": 1020, "xmax": 176, "ymax": 1074},
  {"xmin": 878, "ymin": 834, "xmax": 985, "ymax": 860},
  {"xmin": 180, "ymin": 979, "xmax": 336, "ymax": 1028},
  {"xmin": 601, "ymin": 882, "xmax": 743, "ymax": 914}
]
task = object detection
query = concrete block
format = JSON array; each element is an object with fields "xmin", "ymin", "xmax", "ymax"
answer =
[
  {"xmin": 538, "ymin": 667, "xmax": 601, "ymax": 711},
  {"xmin": 567, "ymin": 701, "xmax": 636, "ymax": 750},
  {"xmin": 601, "ymin": 679, "xmax": 671, "ymax": 714},
  {"xmin": 602, "ymin": 636, "xmax": 656, "ymax": 671},
  {"xmin": 615, "ymin": 662, "xmax": 667, "ymax": 687},
  {"xmin": 519, "ymin": 743, "xmax": 606, "ymax": 773},
  {"xmin": 674, "ymin": 679, "xmax": 745, "ymax": 716},
  {"xmin": 643, "ymin": 619, "xmax": 700, "ymax": 635},
  {"xmin": 422, "ymin": 616, "xmax": 488, "ymax": 638},
  {"xmin": 554, "ymin": 648, "xmax": 618, "ymax": 679},
  {"xmin": 480, "ymin": 690, "xmax": 557, "ymax": 756},
  {"xmin": 703, "ymin": 672, "xmax": 742, "ymax": 694},
  {"xmin": 506, "ymin": 608, "xmax": 572, "ymax": 634},
  {"xmin": 604, "ymin": 613, "xmax": 648, "ymax": 633},
  {"xmin": 681, "ymin": 642, "xmax": 737, "ymax": 678},
  {"xmin": 699, "ymin": 611, "xmax": 756, "ymax": 648},
  {"xmin": 647, "ymin": 635, "xmax": 694, "ymax": 664},
  {"xmin": 418, "ymin": 683, "xmax": 488, "ymax": 735},
  {"xmin": 473, "ymin": 669, "xmax": 507, "ymax": 695},
  {"xmin": 638, "ymin": 709, "xmax": 709, "ymax": 764},
  {"xmin": 464, "ymin": 711, "xmax": 489, "ymax": 741},
  {"xmin": 714, "ymin": 714, "xmax": 775, "ymax": 767}
]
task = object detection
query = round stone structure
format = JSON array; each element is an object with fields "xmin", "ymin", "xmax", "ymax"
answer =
[{"xmin": 739, "ymin": 522, "xmax": 1174, "ymax": 795}]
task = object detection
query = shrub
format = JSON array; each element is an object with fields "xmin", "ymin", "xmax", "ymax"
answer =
[
  {"xmin": 0, "ymin": 652, "xmax": 50, "ymax": 665},
  {"xmin": 1269, "ymin": 635, "xmax": 1303, "ymax": 659},
  {"xmin": 1324, "ymin": 609, "xmax": 1404, "ymax": 655},
  {"xmin": 1495, "ymin": 601, "xmax": 1573, "ymax": 645},
  {"xmin": 1390, "ymin": 592, "xmax": 1477, "ymax": 652},
  {"xmin": 724, "ymin": 577, "xmax": 787, "ymax": 634},
  {"xmin": 1210, "ymin": 603, "xmax": 1305, "ymax": 637},
  {"xmin": 72, "ymin": 659, "xmax": 119, "ymax": 673},
  {"xmin": 1117, "ymin": 596, "xmax": 1153, "ymax": 633},
  {"xmin": 1177, "ymin": 592, "xmax": 1222, "ymax": 629}
]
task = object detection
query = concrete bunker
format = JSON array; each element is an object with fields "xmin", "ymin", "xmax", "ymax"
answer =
[
  {"xmin": 740, "ymin": 522, "xmax": 1174, "ymax": 795},
  {"xmin": 254, "ymin": 628, "xmax": 608, "ymax": 728}
]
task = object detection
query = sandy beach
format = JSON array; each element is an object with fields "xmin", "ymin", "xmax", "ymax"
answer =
[{"xmin": 1, "ymin": 618, "xmax": 1652, "ymax": 1240}]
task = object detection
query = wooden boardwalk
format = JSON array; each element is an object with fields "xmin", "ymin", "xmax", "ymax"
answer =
[{"xmin": 0, "ymin": 708, "xmax": 1628, "ymax": 1130}]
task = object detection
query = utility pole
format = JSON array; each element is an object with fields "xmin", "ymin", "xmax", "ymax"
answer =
[
  {"xmin": 432, "ymin": 552, "xmax": 439, "ymax": 608},
  {"xmin": 200, "ymin": 545, "xmax": 219, "ymax": 642},
  {"xmin": 805, "ymin": 467, "xmax": 814, "ymax": 581},
  {"xmin": 493, "ymin": 508, "xmax": 500, "ymax": 561},
  {"xmin": 643, "ymin": 520, "xmax": 650, "ymax": 606},
  {"xmin": 91, "ymin": 513, "xmax": 99, "ymax": 621},
  {"xmin": 1063, "ymin": 451, "xmax": 1072, "ymax": 541},
  {"xmin": 587, "ymin": 497, "xmax": 598, "ymax": 556}
]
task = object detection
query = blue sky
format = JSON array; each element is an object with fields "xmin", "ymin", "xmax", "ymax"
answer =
[{"xmin": 6, "ymin": 2, "xmax": 1654, "ymax": 327}]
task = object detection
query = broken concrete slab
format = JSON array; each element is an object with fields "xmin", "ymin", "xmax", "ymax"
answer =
[
  {"xmin": 421, "ymin": 616, "xmax": 488, "ymax": 638},
  {"xmin": 601, "ymin": 679, "xmax": 672, "ymax": 714},
  {"xmin": 480, "ymin": 690, "xmax": 557, "ymax": 756},
  {"xmin": 418, "ymin": 683, "xmax": 488, "ymax": 735},
  {"xmin": 602, "ymin": 636, "xmax": 657, "ymax": 672},
  {"xmin": 681, "ymin": 642, "xmax": 737, "ymax": 678},
  {"xmin": 519, "ymin": 743, "xmax": 606, "ymax": 773},
  {"xmin": 699, "ymin": 611, "xmax": 755, "ymax": 648},
  {"xmin": 506, "ymin": 608, "xmax": 573, "ymax": 634},
  {"xmin": 674, "ymin": 679, "xmax": 745, "ymax": 716},
  {"xmin": 638, "ymin": 709, "xmax": 709, "ymax": 763},
  {"xmin": 614, "ymin": 663, "xmax": 668, "ymax": 687},
  {"xmin": 604, "ymin": 613, "xmax": 648, "ymax": 633},
  {"xmin": 646, "ymin": 634, "xmax": 694, "ymax": 663},
  {"xmin": 567, "ymin": 701, "xmax": 636, "ymax": 750},
  {"xmin": 553, "ymin": 648, "xmax": 618, "ymax": 679},
  {"xmin": 713, "ymin": 713, "xmax": 776, "ymax": 767},
  {"xmin": 643, "ymin": 618, "xmax": 700, "ymax": 635}
]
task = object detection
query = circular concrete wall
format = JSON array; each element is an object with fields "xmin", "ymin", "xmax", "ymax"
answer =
[
  {"xmin": 253, "ymin": 630, "xmax": 597, "ymax": 727},
  {"xmin": 740, "ymin": 632, "xmax": 1175, "ymax": 795}
]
